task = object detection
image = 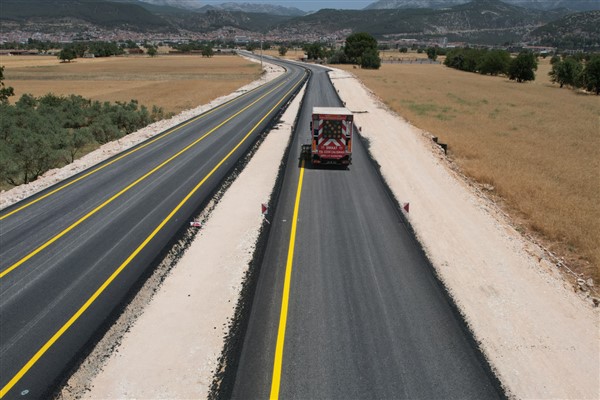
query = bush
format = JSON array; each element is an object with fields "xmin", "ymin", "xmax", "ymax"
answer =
[
  {"xmin": 0, "ymin": 94, "xmax": 166, "ymax": 185},
  {"xmin": 328, "ymin": 50, "xmax": 349, "ymax": 65},
  {"xmin": 361, "ymin": 48, "xmax": 381, "ymax": 69}
]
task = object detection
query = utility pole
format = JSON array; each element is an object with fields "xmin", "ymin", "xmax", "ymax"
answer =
[{"xmin": 260, "ymin": 38, "xmax": 263, "ymax": 70}]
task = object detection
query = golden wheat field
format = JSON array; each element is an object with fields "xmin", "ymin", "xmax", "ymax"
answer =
[
  {"xmin": 1, "ymin": 54, "xmax": 262, "ymax": 114},
  {"xmin": 336, "ymin": 62, "xmax": 600, "ymax": 279}
]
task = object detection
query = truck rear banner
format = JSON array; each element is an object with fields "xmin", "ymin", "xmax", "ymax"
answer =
[{"xmin": 308, "ymin": 107, "xmax": 354, "ymax": 166}]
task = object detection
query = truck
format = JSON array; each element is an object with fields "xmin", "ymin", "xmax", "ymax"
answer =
[{"xmin": 302, "ymin": 107, "xmax": 353, "ymax": 166}]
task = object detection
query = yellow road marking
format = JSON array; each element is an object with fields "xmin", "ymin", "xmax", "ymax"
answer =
[
  {"xmin": 0, "ymin": 72, "xmax": 306, "ymax": 398},
  {"xmin": 0, "ymin": 79, "xmax": 290, "ymax": 279},
  {"xmin": 0, "ymin": 74, "xmax": 285, "ymax": 221},
  {"xmin": 270, "ymin": 160, "xmax": 305, "ymax": 400}
]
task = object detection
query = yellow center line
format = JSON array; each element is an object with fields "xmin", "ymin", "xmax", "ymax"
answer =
[
  {"xmin": 270, "ymin": 160, "xmax": 305, "ymax": 400},
  {"xmin": 0, "ymin": 72, "xmax": 306, "ymax": 399},
  {"xmin": 0, "ymin": 74, "xmax": 285, "ymax": 221},
  {"xmin": 0, "ymin": 79, "xmax": 289, "ymax": 279}
]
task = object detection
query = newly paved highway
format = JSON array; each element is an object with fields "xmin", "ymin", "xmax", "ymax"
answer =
[
  {"xmin": 0, "ymin": 60, "xmax": 306, "ymax": 398},
  {"xmin": 231, "ymin": 64, "xmax": 505, "ymax": 399}
]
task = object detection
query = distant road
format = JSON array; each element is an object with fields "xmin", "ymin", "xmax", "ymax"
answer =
[
  {"xmin": 0, "ymin": 60, "xmax": 307, "ymax": 399},
  {"xmin": 231, "ymin": 62, "xmax": 504, "ymax": 399}
]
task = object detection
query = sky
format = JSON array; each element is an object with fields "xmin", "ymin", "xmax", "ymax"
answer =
[{"xmin": 199, "ymin": 0, "xmax": 375, "ymax": 11}]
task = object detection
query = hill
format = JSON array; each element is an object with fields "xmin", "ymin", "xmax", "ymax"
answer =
[
  {"xmin": 1, "ymin": 0, "xmax": 173, "ymax": 31},
  {"xmin": 275, "ymin": 0, "xmax": 566, "ymax": 44},
  {"xmin": 197, "ymin": 2, "xmax": 306, "ymax": 17},
  {"xmin": 0, "ymin": 0, "xmax": 296, "ymax": 35},
  {"xmin": 365, "ymin": 0, "xmax": 600, "ymax": 12},
  {"xmin": 162, "ymin": 10, "xmax": 293, "ymax": 33},
  {"xmin": 129, "ymin": 0, "xmax": 204, "ymax": 10},
  {"xmin": 527, "ymin": 10, "xmax": 600, "ymax": 49},
  {"xmin": 1, "ymin": 0, "xmax": 593, "ymax": 47}
]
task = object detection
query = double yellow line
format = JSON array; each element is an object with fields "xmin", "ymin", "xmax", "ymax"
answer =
[
  {"xmin": 0, "ymin": 70, "xmax": 307, "ymax": 398},
  {"xmin": 0, "ymin": 78, "xmax": 289, "ymax": 279}
]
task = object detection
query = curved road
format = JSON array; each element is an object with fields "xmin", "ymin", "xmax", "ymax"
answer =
[
  {"xmin": 0, "ymin": 59, "xmax": 307, "ymax": 399},
  {"xmin": 231, "ymin": 63, "xmax": 505, "ymax": 399}
]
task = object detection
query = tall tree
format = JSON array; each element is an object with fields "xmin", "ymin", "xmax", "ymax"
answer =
[
  {"xmin": 549, "ymin": 57, "xmax": 583, "ymax": 88},
  {"xmin": 201, "ymin": 45, "xmax": 214, "ymax": 58},
  {"xmin": 426, "ymin": 47, "xmax": 438, "ymax": 61},
  {"xmin": 303, "ymin": 43, "xmax": 326, "ymax": 60},
  {"xmin": 477, "ymin": 50, "xmax": 511, "ymax": 76},
  {"xmin": 58, "ymin": 48, "xmax": 76, "ymax": 63},
  {"xmin": 508, "ymin": 52, "xmax": 537, "ymax": 83},
  {"xmin": 0, "ymin": 66, "xmax": 14, "ymax": 104},
  {"xmin": 344, "ymin": 32, "xmax": 378, "ymax": 65},
  {"xmin": 581, "ymin": 55, "xmax": 600, "ymax": 95}
]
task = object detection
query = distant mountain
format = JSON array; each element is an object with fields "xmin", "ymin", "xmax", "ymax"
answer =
[
  {"xmin": 365, "ymin": 0, "xmax": 600, "ymax": 12},
  {"xmin": 3, "ymin": 0, "xmax": 595, "ymax": 48},
  {"xmin": 197, "ymin": 2, "xmax": 306, "ymax": 17},
  {"xmin": 276, "ymin": 0, "xmax": 566, "ymax": 43},
  {"xmin": 131, "ymin": 0, "xmax": 203, "ymax": 10},
  {"xmin": 111, "ymin": 0, "xmax": 192, "ymax": 14},
  {"xmin": 1, "ymin": 0, "xmax": 173, "ymax": 31},
  {"xmin": 527, "ymin": 10, "xmax": 600, "ymax": 48},
  {"xmin": 364, "ymin": 0, "xmax": 465, "ymax": 9},
  {"xmin": 0, "ymin": 0, "xmax": 293, "ymax": 34},
  {"xmin": 161, "ymin": 9, "xmax": 294, "ymax": 33},
  {"xmin": 132, "ymin": 0, "xmax": 306, "ymax": 16}
]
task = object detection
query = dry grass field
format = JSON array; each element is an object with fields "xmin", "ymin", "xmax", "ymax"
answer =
[
  {"xmin": 262, "ymin": 48, "xmax": 306, "ymax": 60},
  {"xmin": 1, "ymin": 54, "xmax": 262, "ymax": 115},
  {"xmin": 336, "ymin": 62, "xmax": 600, "ymax": 280}
]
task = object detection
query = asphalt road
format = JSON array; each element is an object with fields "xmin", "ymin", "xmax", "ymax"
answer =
[
  {"xmin": 231, "ymin": 64, "xmax": 505, "ymax": 399},
  {"xmin": 0, "ymin": 59, "xmax": 307, "ymax": 399}
]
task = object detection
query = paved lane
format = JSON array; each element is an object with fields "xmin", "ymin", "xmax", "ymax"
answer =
[
  {"xmin": 0, "ymin": 60, "xmax": 307, "ymax": 399},
  {"xmin": 231, "ymin": 64, "xmax": 504, "ymax": 399}
]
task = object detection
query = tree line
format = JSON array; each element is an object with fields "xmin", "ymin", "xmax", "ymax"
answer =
[
  {"xmin": 549, "ymin": 54, "xmax": 600, "ymax": 94},
  {"xmin": 301, "ymin": 33, "xmax": 382, "ymax": 69},
  {"xmin": 444, "ymin": 48, "xmax": 537, "ymax": 82},
  {"xmin": 443, "ymin": 47, "xmax": 600, "ymax": 92},
  {"xmin": 0, "ymin": 68, "xmax": 166, "ymax": 186}
]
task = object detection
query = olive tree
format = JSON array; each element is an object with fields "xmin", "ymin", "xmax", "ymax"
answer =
[{"xmin": 508, "ymin": 52, "xmax": 537, "ymax": 83}]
